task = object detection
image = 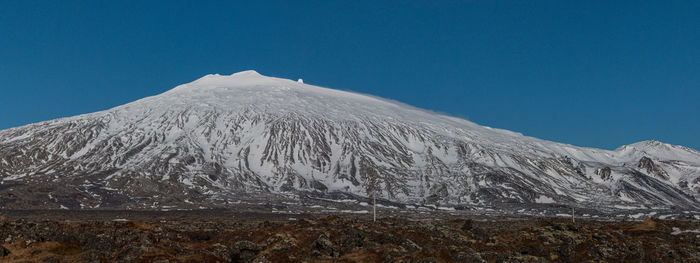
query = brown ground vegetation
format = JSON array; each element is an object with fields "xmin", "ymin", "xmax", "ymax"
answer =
[{"xmin": 0, "ymin": 211, "xmax": 698, "ymax": 262}]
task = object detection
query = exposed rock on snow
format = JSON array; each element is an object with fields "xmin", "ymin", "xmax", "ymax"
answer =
[{"xmin": 0, "ymin": 70, "xmax": 698, "ymax": 210}]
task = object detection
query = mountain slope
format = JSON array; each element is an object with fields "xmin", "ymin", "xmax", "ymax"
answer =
[{"xmin": 1, "ymin": 70, "xmax": 698, "ymax": 210}]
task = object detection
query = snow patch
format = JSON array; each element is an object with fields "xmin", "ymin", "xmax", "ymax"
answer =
[{"xmin": 535, "ymin": 195, "xmax": 555, "ymax": 204}]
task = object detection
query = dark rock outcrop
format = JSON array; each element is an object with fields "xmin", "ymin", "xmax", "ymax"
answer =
[
  {"xmin": 638, "ymin": 156, "xmax": 670, "ymax": 180},
  {"xmin": 596, "ymin": 167, "xmax": 612, "ymax": 180}
]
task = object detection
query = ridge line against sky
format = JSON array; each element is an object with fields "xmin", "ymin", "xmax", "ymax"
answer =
[{"xmin": 0, "ymin": 1, "xmax": 698, "ymax": 150}]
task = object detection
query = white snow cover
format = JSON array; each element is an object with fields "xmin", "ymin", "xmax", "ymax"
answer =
[
  {"xmin": 106, "ymin": 71, "xmax": 700, "ymax": 165},
  {"xmin": 0, "ymin": 70, "xmax": 699, "ymax": 210}
]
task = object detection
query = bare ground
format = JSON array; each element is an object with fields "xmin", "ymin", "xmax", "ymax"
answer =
[{"xmin": 0, "ymin": 210, "xmax": 699, "ymax": 262}]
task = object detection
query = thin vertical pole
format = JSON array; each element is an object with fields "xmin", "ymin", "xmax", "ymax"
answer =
[
  {"xmin": 373, "ymin": 189, "xmax": 376, "ymax": 222},
  {"xmin": 572, "ymin": 207, "xmax": 575, "ymax": 223}
]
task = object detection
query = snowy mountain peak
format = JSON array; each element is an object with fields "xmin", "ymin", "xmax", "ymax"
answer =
[
  {"xmin": 631, "ymin": 140, "xmax": 671, "ymax": 148},
  {"xmin": 148, "ymin": 71, "xmax": 424, "ymax": 123},
  {"xmin": 616, "ymin": 140, "xmax": 700, "ymax": 164},
  {"xmin": 0, "ymin": 72, "xmax": 698, "ymax": 210},
  {"xmin": 624, "ymin": 140, "xmax": 698, "ymax": 153},
  {"xmin": 202, "ymin": 70, "xmax": 265, "ymax": 79},
  {"xmin": 232, "ymin": 69, "xmax": 263, "ymax": 77},
  {"xmin": 170, "ymin": 70, "xmax": 294, "ymax": 92}
]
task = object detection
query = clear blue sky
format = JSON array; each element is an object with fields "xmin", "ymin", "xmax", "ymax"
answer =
[{"xmin": 1, "ymin": 1, "xmax": 698, "ymax": 150}]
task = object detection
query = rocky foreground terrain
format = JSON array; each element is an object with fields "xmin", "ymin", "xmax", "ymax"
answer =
[{"xmin": 0, "ymin": 210, "xmax": 698, "ymax": 262}]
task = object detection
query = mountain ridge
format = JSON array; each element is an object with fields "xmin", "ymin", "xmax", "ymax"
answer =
[{"xmin": 0, "ymin": 70, "xmax": 698, "ymax": 212}]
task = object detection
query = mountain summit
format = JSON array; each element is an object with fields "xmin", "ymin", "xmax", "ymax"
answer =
[{"xmin": 0, "ymin": 71, "xmax": 698, "ymax": 211}]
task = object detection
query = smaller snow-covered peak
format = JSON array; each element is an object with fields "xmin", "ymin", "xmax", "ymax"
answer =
[
  {"xmin": 631, "ymin": 140, "xmax": 667, "ymax": 147},
  {"xmin": 616, "ymin": 140, "xmax": 700, "ymax": 164},
  {"xmin": 620, "ymin": 140, "xmax": 688, "ymax": 152}
]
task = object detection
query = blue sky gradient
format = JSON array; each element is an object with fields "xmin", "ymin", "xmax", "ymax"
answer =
[{"xmin": 1, "ymin": 1, "xmax": 698, "ymax": 150}]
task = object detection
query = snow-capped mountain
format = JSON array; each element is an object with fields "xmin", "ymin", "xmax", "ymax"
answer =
[{"xmin": 1, "ymin": 70, "xmax": 698, "ymax": 210}]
